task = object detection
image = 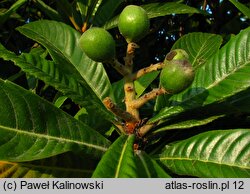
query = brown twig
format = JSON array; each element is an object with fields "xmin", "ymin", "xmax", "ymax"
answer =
[
  {"xmin": 108, "ymin": 59, "xmax": 130, "ymax": 76},
  {"xmin": 123, "ymin": 42, "xmax": 140, "ymax": 121},
  {"xmin": 69, "ymin": 16, "xmax": 81, "ymax": 32},
  {"xmin": 103, "ymin": 97, "xmax": 138, "ymax": 123},
  {"xmin": 138, "ymin": 123, "xmax": 156, "ymax": 137},
  {"xmin": 132, "ymin": 62, "xmax": 165, "ymax": 80},
  {"xmin": 131, "ymin": 88, "xmax": 167, "ymax": 109},
  {"xmin": 202, "ymin": 0, "xmax": 207, "ymax": 11}
]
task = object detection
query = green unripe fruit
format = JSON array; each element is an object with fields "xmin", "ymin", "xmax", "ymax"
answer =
[
  {"xmin": 118, "ymin": 5, "xmax": 150, "ymax": 43},
  {"xmin": 164, "ymin": 49, "xmax": 189, "ymax": 63},
  {"xmin": 79, "ymin": 27, "xmax": 115, "ymax": 62},
  {"xmin": 160, "ymin": 59, "xmax": 194, "ymax": 94}
]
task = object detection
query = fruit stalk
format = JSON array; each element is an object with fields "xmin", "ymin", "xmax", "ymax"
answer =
[
  {"xmin": 108, "ymin": 59, "xmax": 130, "ymax": 76},
  {"xmin": 124, "ymin": 43, "xmax": 140, "ymax": 121},
  {"xmin": 103, "ymin": 97, "xmax": 138, "ymax": 123},
  {"xmin": 132, "ymin": 62, "xmax": 165, "ymax": 80},
  {"xmin": 130, "ymin": 88, "xmax": 167, "ymax": 109}
]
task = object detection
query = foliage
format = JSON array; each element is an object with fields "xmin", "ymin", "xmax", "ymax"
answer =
[{"xmin": 0, "ymin": 0, "xmax": 249, "ymax": 178}]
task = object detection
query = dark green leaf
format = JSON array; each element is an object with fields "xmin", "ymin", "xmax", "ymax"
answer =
[
  {"xmin": 104, "ymin": 2, "xmax": 200, "ymax": 30},
  {"xmin": 136, "ymin": 151, "xmax": 171, "ymax": 178},
  {"xmin": 142, "ymin": 2, "xmax": 200, "ymax": 18},
  {"xmin": 150, "ymin": 26, "xmax": 250, "ymax": 123},
  {"xmin": 17, "ymin": 20, "xmax": 114, "ymax": 102},
  {"xmin": 172, "ymin": 32, "xmax": 223, "ymax": 69},
  {"xmin": 33, "ymin": 0, "xmax": 62, "ymax": 21},
  {"xmin": 0, "ymin": 0, "xmax": 27, "ymax": 25},
  {"xmin": 93, "ymin": 0, "xmax": 124, "ymax": 26},
  {"xmin": 229, "ymin": 0, "xmax": 250, "ymax": 18},
  {"xmin": 92, "ymin": 135, "xmax": 137, "ymax": 178},
  {"xmin": 0, "ymin": 152, "xmax": 96, "ymax": 178},
  {"xmin": 157, "ymin": 129, "xmax": 250, "ymax": 177},
  {"xmin": 0, "ymin": 79, "xmax": 110, "ymax": 162},
  {"xmin": 153, "ymin": 115, "xmax": 225, "ymax": 133},
  {"xmin": 0, "ymin": 43, "xmax": 116, "ymax": 123}
]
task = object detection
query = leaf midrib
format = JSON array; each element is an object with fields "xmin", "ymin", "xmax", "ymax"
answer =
[
  {"xmin": 115, "ymin": 136, "xmax": 130, "ymax": 177},
  {"xmin": 0, "ymin": 125, "xmax": 108, "ymax": 152},
  {"xmin": 191, "ymin": 34, "xmax": 215, "ymax": 68}
]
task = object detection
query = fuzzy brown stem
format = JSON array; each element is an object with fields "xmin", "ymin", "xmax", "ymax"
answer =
[
  {"xmin": 138, "ymin": 123, "xmax": 156, "ymax": 137},
  {"xmin": 123, "ymin": 43, "xmax": 140, "ymax": 121},
  {"xmin": 132, "ymin": 62, "xmax": 165, "ymax": 80},
  {"xmin": 108, "ymin": 59, "xmax": 130, "ymax": 76},
  {"xmin": 131, "ymin": 88, "xmax": 167, "ymax": 109},
  {"xmin": 103, "ymin": 97, "xmax": 138, "ymax": 123},
  {"xmin": 124, "ymin": 42, "xmax": 139, "ymax": 70}
]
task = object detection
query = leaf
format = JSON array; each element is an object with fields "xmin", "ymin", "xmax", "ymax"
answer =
[
  {"xmin": 16, "ymin": 20, "xmax": 114, "ymax": 102},
  {"xmin": 153, "ymin": 115, "xmax": 225, "ymax": 133},
  {"xmin": 112, "ymin": 71, "xmax": 159, "ymax": 105},
  {"xmin": 150, "ymin": 26, "xmax": 250, "ymax": 123},
  {"xmin": 54, "ymin": 96, "xmax": 67, "ymax": 108},
  {"xmin": 155, "ymin": 33, "xmax": 223, "ymax": 112},
  {"xmin": 142, "ymin": 2, "xmax": 200, "ymax": 18},
  {"xmin": 229, "ymin": 0, "xmax": 250, "ymax": 18},
  {"xmin": 104, "ymin": 2, "xmax": 200, "ymax": 30},
  {"xmin": 92, "ymin": 135, "xmax": 137, "ymax": 178},
  {"xmin": 0, "ymin": 0, "xmax": 27, "ymax": 25},
  {"xmin": 112, "ymin": 79, "xmax": 125, "ymax": 105},
  {"xmin": 157, "ymin": 129, "xmax": 250, "ymax": 178},
  {"xmin": 33, "ymin": 0, "xmax": 62, "ymax": 21},
  {"xmin": 135, "ymin": 71, "xmax": 159, "ymax": 98},
  {"xmin": 93, "ymin": 0, "xmax": 124, "ymax": 26},
  {"xmin": 135, "ymin": 151, "xmax": 171, "ymax": 178},
  {"xmin": 172, "ymin": 32, "xmax": 223, "ymax": 69},
  {"xmin": 0, "ymin": 152, "xmax": 96, "ymax": 178},
  {"xmin": 0, "ymin": 43, "xmax": 116, "ymax": 123},
  {"xmin": 0, "ymin": 79, "xmax": 110, "ymax": 162}
]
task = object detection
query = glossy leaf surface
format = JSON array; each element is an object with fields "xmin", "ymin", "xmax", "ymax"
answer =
[
  {"xmin": 158, "ymin": 129, "xmax": 250, "ymax": 177},
  {"xmin": 92, "ymin": 135, "xmax": 137, "ymax": 178},
  {"xmin": 150, "ymin": 26, "xmax": 250, "ymax": 123},
  {"xmin": 0, "ymin": 79, "xmax": 110, "ymax": 162}
]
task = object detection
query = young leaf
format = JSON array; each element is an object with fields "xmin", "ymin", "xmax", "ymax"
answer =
[
  {"xmin": 135, "ymin": 151, "xmax": 171, "ymax": 178},
  {"xmin": 0, "ymin": 152, "xmax": 96, "ymax": 178},
  {"xmin": 0, "ymin": 43, "xmax": 116, "ymax": 123},
  {"xmin": 16, "ymin": 20, "xmax": 114, "ymax": 102},
  {"xmin": 150, "ymin": 26, "xmax": 250, "ymax": 123},
  {"xmin": 157, "ymin": 129, "xmax": 250, "ymax": 177},
  {"xmin": 92, "ymin": 135, "xmax": 137, "ymax": 178},
  {"xmin": 0, "ymin": 79, "xmax": 110, "ymax": 162}
]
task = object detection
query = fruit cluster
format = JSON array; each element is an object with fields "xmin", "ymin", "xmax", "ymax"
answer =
[{"xmin": 79, "ymin": 5, "xmax": 194, "ymax": 95}]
